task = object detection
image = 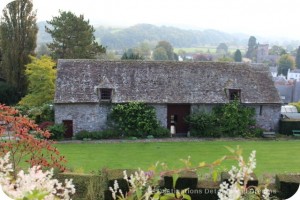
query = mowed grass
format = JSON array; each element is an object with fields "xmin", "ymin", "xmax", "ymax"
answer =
[{"xmin": 55, "ymin": 140, "xmax": 300, "ymax": 176}]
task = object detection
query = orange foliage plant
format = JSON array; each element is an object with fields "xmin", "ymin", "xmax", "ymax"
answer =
[{"xmin": 0, "ymin": 104, "xmax": 66, "ymax": 177}]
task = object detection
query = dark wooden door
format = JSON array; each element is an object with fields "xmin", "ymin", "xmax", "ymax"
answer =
[
  {"xmin": 62, "ymin": 120, "xmax": 73, "ymax": 138},
  {"xmin": 167, "ymin": 104, "xmax": 190, "ymax": 134}
]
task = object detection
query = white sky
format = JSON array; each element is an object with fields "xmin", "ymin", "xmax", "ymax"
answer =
[{"xmin": 1, "ymin": 0, "xmax": 300, "ymax": 40}]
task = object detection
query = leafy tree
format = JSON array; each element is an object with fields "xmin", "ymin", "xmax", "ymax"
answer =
[
  {"xmin": 245, "ymin": 36, "xmax": 257, "ymax": 60},
  {"xmin": 0, "ymin": 0, "xmax": 38, "ymax": 97},
  {"xmin": 137, "ymin": 42, "xmax": 152, "ymax": 59},
  {"xmin": 154, "ymin": 41, "xmax": 175, "ymax": 60},
  {"xmin": 121, "ymin": 49, "xmax": 143, "ymax": 60},
  {"xmin": 18, "ymin": 56, "xmax": 56, "ymax": 106},
  {"xmin": 153, "ymin": 47, "xmax": 168, "ymax": 61},
  {"xmin": 216, "ymin": 43, "xmax": 228, "ymax": 54},
  {"xmin": 269, "ymin": 45, "xmax": 287, "ymax": 56},
  {"xmin": 277, "ymin": 54, "xmax": 295, "ymax": 76},
  {"xmin": 46, "ymin": 11, "xmax": 106, "ymax": 59},
  {"xmin": 296, "ymin": 46, "xmax": 300, "ymax": 69},
  {"xmin": 234, "ymin": 49, "xmax": 242, "ymax": 62}
]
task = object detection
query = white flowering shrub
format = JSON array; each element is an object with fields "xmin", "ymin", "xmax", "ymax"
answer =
[
  {"xmin": 218, "ymin": 147, "xmax": 271, "ymax": 200},
  {"xmin": 110, "ymin": 146, "xmax": 274, "ymax": 200},
  {"xmin": 0, "ymin": 152, "xmax": 75, "ymax": 200}
]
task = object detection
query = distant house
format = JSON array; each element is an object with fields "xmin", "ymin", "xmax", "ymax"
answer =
[
  {"xmin": 287, "ymin": 69, "xmax": 300, "ymax": 81},
  {"xmin": 54, "ymin": 60, "xmax": 282, "ymax": 137},
  {"xmin": 256, "ymin": 44, "xmax": 279, "ymax": 65},
  {"xmin": 274, "ymin": 76, "xmax": 300, "ymax": 104}
]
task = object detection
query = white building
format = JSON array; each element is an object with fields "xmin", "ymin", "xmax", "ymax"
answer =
[{"xmin": 287, "ymin": 69, "xmax": 300, "ymax": 81}]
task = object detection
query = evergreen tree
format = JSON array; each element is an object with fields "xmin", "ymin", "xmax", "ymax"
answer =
[
  {"xmin": 121, "ymin": 49, "xmax": 143, "ymax": 60},
  {"xmin": 234, "ymin": 49, "xmax": 242, "ymax": 62},
  {"xmin": 296, "ymin": 46, "xmax": 300, "ymax": 69},
  {"xmin": 0, "ymin": 0, "xmax": 38, "ymax": 97},
  {"xmin": 245, "ymin": 36, "xmax": 257, "ymax": 60},
  {"xmin": 46, "ymin": 11, "xmax": 106, "ymax": 59}
]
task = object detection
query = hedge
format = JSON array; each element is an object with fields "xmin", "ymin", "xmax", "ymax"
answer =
[
  {"xmin": 276, "ymin": 174, "xmax": 300, "ymax": 199},
  {"xmin": 279, "ymin": 119, "xmax": 300, "ymax": 135}
]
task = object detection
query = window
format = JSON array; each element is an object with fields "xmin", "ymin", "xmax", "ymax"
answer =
[
  {"xmin": 228, "ymin": 89, "xmax": 241, "ymax": 101},
  {"xmin": 259, "ymin": 105, "xmax": 263, "ymax": 116},
  {"xmin": 99, "ymin": 88, "xmax": 112, "ymax": 101}
]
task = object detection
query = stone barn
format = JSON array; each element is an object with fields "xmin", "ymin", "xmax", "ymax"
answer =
[{"xmin": 54, "ymin": 60, "xmax": 282, "ymax": 137}]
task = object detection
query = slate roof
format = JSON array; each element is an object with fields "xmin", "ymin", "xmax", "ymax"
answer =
[{"xmin": 55, "ymin": 60, "xmax": 282, "ymax": 104}]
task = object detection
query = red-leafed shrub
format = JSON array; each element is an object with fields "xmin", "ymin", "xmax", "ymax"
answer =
[{"xmin": 0, "ymin": 104, "xmax": 66, "ymax": 178}]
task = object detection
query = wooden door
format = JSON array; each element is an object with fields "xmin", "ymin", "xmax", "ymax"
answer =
[
  {"xmin": 62, "ymin": 120, "xmax": 73, "ymax": 138},
  {"xmin": 167, "ymin": 104, "xmax": 190, "ymax": 134}
]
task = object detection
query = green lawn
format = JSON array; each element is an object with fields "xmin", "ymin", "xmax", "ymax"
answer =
[{"xmin": 55, "ymin": 140, "xmax": 300, "ymax": 177}]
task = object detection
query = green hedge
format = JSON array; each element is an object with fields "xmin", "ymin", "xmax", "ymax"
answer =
[
  {"xmin": 276, "ymin": 174, "xmax": 300, "ymax": 199},
  {"xmin": 55, "ymin": 173, "xmax": 104, "ymax": 200},
  {"xmin": 279, "ymin": 120, "xmax": 300, "ymax": 135},
  {"xmin": 75, "ymin": 129, "xmax": 120, "ymax": 140}
]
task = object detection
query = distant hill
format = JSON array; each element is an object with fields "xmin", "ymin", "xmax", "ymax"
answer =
[
  {"xmin": 95, "ymin": 24, "xmax": 249, "ymax": 50},
  {"xmin": 36, "ymin": 22, "xmax": 250, "ymax": 50}
]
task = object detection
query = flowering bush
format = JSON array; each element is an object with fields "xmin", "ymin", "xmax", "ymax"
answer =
[
  {"xmin": 110, "ymin": 146, "xmax": 273, "ymax": 200},
  {"xmin": 0, "ymin": 152, "xmax": 75, "ymax": 200},
  {"xmin": 0, "ymin": 104, "xmax": 66, "ymax": 178},
  {"xmin": 218, "ymin": 146, "xmax": 271, "ymax": 200}
]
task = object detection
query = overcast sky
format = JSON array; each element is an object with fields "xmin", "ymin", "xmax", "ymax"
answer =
[{"xmin": 1, "ymin": 0, "xmax": 300, "ymax": 40}]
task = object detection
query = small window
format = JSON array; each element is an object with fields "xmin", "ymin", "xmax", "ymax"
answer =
[
  {"xmin": 99, "ymin": 88, "xmax": 112, "ymax": 101},
  {"xmin": 259, "ymin": 105, "xmax": 263, "ymax": 116},
  {"xmin": 229, "ymin": 89, "xmax": 241, "ymax": 101}
]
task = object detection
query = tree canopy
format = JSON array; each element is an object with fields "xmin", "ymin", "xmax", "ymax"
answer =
[
  {"xmin": 18, "ymin": 56, "xmax": 56, "ymax": 106},
  {"xmin": 277, "ymin": 54, "xmax": 295, "ymax": 76},
  {"xmin": 0, "ymin": 0, "xmax": 38, "ymax": 96},
  {"xmin": 296, "ymin": 46, "xmax": 300, "ymax": 69},
  {"xmin": 269, "ymin": 45, "xmax": 286, "ymax": 56},
  {"xmin": 153, "ymin": 41, "xmax": 176, "ymax": 60},
  {"xmin": 46, "ymin": 11, "xmax": 106, "ymax": 59},
  {"xmin": 153, "ymin": 47, "xmax": 168, "ymax": 61}
]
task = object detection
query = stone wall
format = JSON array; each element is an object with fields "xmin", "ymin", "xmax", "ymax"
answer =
[
  {"xmin": 252, "ymin": 104, "xmax": 281, "ymax": 131},
  {"xmin": 191, "ymin": 104, "xmax": 281, "ymax": 131},
  {"xmin": 55, "ymin": 103, "xmax": 111, "ymax": 134},
  {"xmin": 55, "ymin": 103, "xmax": 281, "ymax": 135}
]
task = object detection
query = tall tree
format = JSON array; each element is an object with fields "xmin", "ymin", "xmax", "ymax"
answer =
[
  {"xmin": 152, "ymin": 47, "xmax": 168, "ymax": 61},
  {"xmin": 234, "ymin": 49, "xmax": 242, "ymax": 62},
  {"xmin": 46, "ymin": 11, "xmax": 106, "ymax": 59},
  {"xmin": 296, "ymin": 46, "xmax": 300, "ymax": 69},
  {"xmin": 245, "ymin": 36, "xmax": 257, "ymax": 60},
  {"xmin": 0, "ymin": 0, "xmax": 38, "ymax": 96},
  {"xmin": 154, "ymin": 41, "xmax": 175, "ymax": 60},
  {"xmin": 277, "ymin": 54, "xmax": 295, "ymax": 76},
  {"xmin": 18, "ymin": 56, "xmax": 56, "ymax": 106}
]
